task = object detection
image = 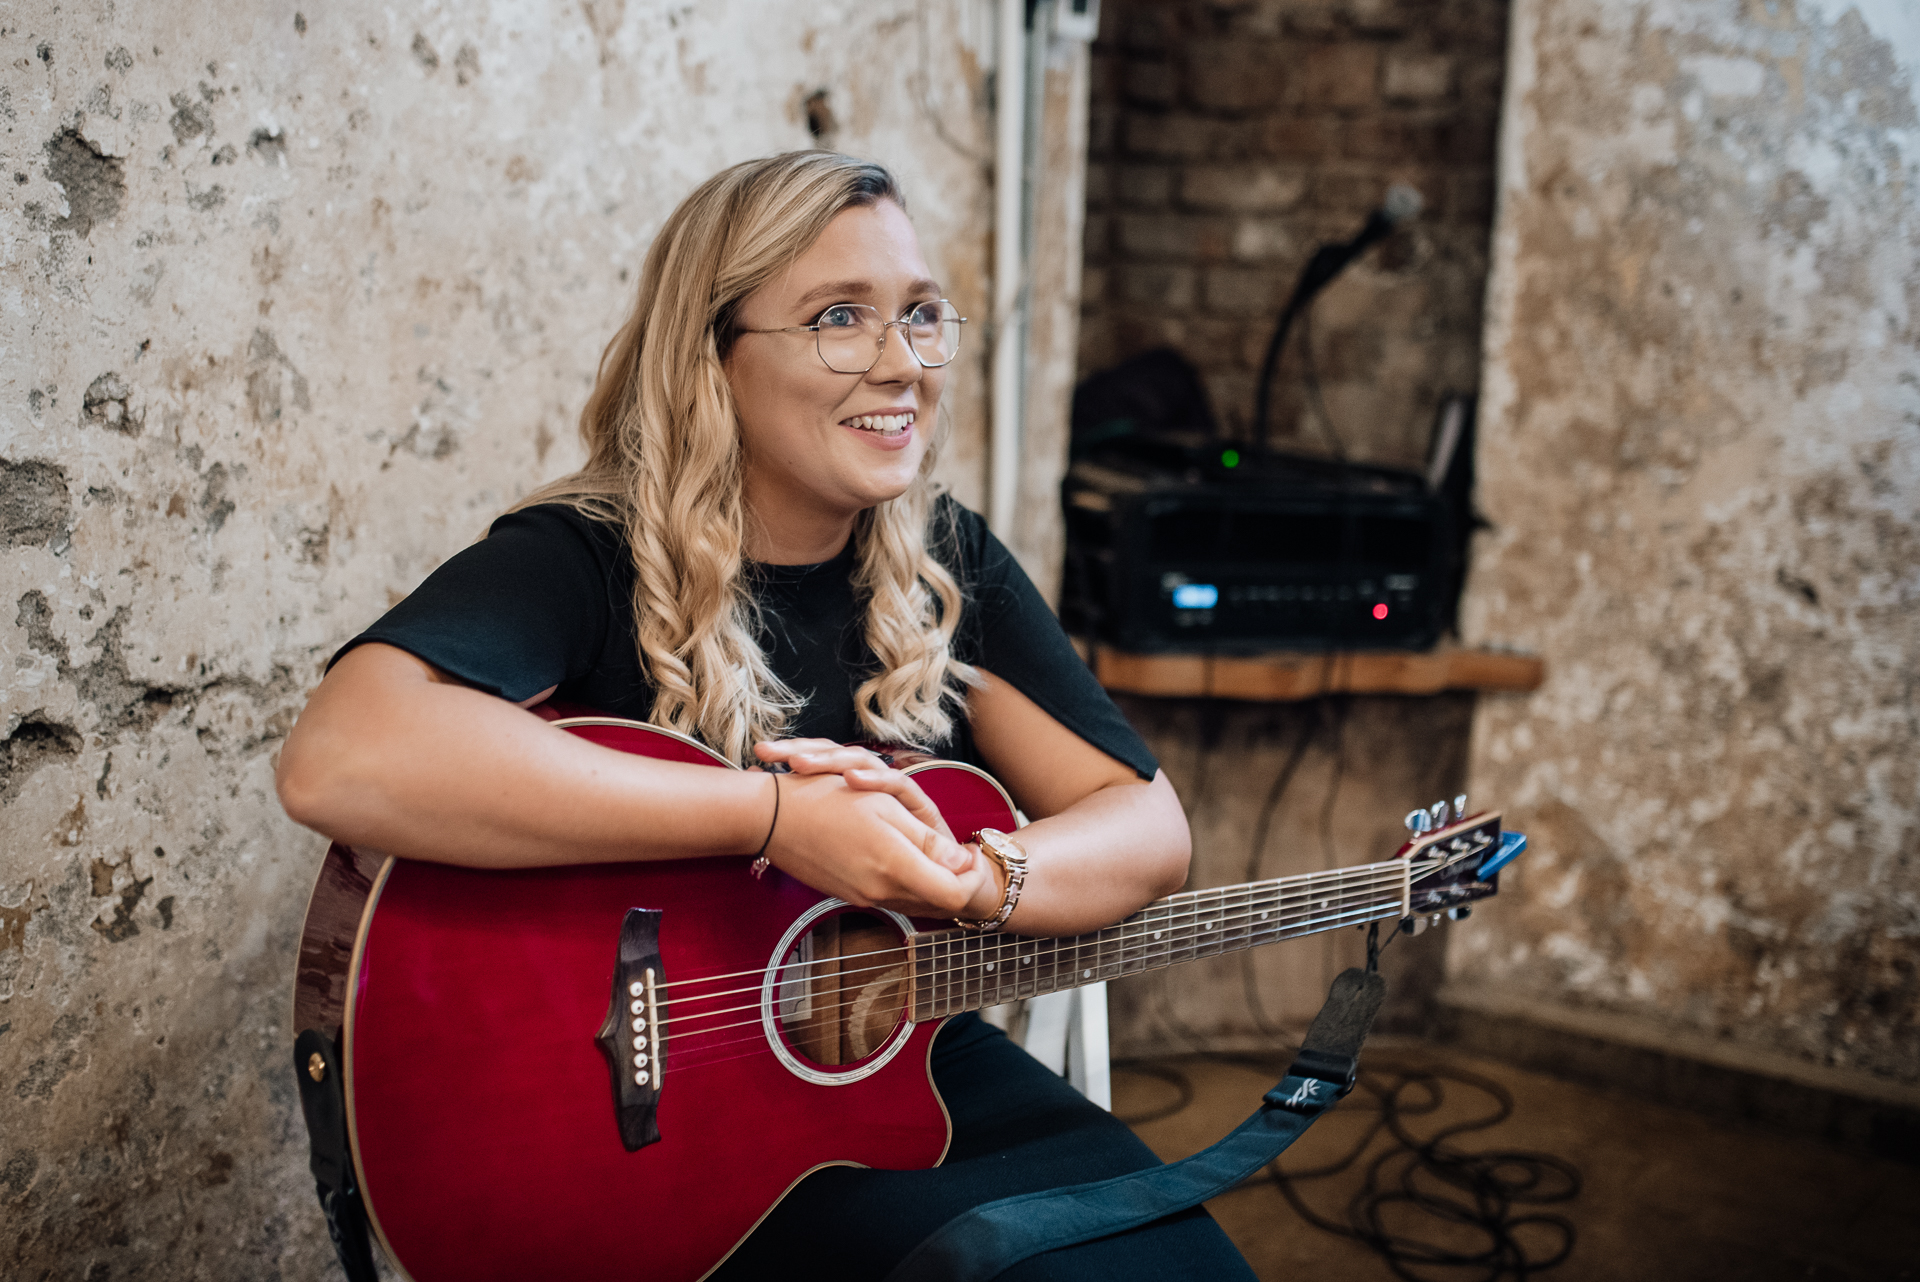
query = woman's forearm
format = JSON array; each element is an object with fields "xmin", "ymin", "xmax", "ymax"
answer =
[
  {"xmin": 995, "ymin": 771, "xmax": 1190, "ymax": 937},
  {"xmin": 277, "ymin": 644, "xmax": 773, "ymax": 867}
]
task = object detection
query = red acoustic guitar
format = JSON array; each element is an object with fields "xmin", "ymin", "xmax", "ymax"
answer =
[{"xmin": 293, "ymin": 716, "xmax": 1525, "ymax": 1281}]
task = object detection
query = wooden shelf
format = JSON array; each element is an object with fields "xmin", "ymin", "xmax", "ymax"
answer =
[{"xmin": 1090, "ymin": 645, "xmax": 1545, "ymax": 702}]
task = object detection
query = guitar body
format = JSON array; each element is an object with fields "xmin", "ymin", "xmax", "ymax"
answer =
[
  {"xmin": 293, "ymin": 718, "xmax": 1021, "ymax": 1282},
  {"xmin": 295, "ymin": 715, "xmax": 1524, "ymax": 1280}
]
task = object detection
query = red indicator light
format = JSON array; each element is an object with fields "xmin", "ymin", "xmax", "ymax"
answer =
[{"xmin": 1371, "ymin": 603, "xmax": 1389, "ymax": 620}]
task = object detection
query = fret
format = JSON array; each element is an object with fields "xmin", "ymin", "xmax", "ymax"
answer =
[
  {"xmin": 915, "ymin": 936, "xmax": 935, "ymax": 1021},
  {"xmin": 968, "ymin": 932, "xmax": 984, "ymax": 1014},
  {"xmin": 990, "ymin": 933, "xmax": 1015, "ymax": 1007},
  {"xmin": 990, "ymin": 934, "xmax": 1005, "ymax": 1006},
  {"xmin": 946, "ymin": 932, "xmax": 960, "ymax": 1017}
]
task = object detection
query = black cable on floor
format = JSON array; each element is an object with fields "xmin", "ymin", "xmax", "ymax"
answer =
[{"xmin": 1262, "ymin": 1063, "xmax": 1579, "ymax": 1281}]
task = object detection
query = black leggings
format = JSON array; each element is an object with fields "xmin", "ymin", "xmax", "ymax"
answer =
[{"xmin": 712, "ymin": 1013, "xmax": 1257, "ymax": 1281}]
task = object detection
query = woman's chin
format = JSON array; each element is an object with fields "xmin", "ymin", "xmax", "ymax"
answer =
[{"xmin": 837, "ymin": 438, "xmax": 927, "ymax": 503}]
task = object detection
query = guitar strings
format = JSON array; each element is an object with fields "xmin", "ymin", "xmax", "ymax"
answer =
[
  {"xmin": 652, "ymin": 863, "xmax": 1437, "ymax": 1033},
  {"xmin": 657, "ymin": 879, "xmax": 1415, "ymax": 1038},
  {"xmin": 652, "ymin": 891, "xmax": 1417, "ymax": 1062},
  {"xmin": 654, "ymin": 870, "xmax": 1410, "ymax": 1024},
  {"xmin": 652, "ymin": 855, "xmax": 1448, "ymax": 1000},
  {"xmin": 649, "ymin": 862, "xmax": 1422, "ymax": 1015},
  {"xmin": 661, "ymin": 896, "xmax": 1408, "ymax": 1046},
  {"xmin": 644, "ymin": 857, "xmax": 1456, "ymax": 1077}
]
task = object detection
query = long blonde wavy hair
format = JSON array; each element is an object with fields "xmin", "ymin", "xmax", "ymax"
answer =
[{"xmin": 515, "ymin": 152, "xmax": 977, "ymax": 763}]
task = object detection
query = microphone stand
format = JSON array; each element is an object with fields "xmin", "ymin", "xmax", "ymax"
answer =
[{"xmin": 1249, "ymin": 188, "xmax": 1421, "ymax": 459}]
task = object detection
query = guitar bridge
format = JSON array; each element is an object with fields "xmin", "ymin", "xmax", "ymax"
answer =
[{"xmin": 595, "ymin": 908, "xmax": 665, "ymax": 1152}]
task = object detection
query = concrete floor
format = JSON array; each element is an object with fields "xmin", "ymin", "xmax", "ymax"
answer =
[{"xmin": 1115, "ymin": 1040, "xmax": 1920, "ymax": 1282}]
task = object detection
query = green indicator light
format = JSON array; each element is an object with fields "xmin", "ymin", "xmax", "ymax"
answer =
[{"xmin": 1221, "ymin": 449, "xmax": 1240, "ymax": 468}]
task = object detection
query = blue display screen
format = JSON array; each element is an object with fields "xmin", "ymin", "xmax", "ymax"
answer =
[{"xmin": 1171, "ymin": 583, "xmax": 1219, "ymax": 610}]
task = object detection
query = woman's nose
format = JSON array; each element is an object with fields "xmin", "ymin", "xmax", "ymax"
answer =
[{"xmin": 866, "ymin": 322, "xmax": 924, "ymax": 384}]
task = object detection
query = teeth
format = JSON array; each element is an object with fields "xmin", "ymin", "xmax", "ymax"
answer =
[{"xmin": 846, "ymin": 413, "xmax": 915, "ymax": 435}]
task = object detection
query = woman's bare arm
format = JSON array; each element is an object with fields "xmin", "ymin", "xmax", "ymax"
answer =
[
  {"xmin": 276, "ymin": 643, "xmax": 993, "ymax": 916},
  {"xmin": 964, "ymin": 668, "xmax": 1191, "ymax": 935}
]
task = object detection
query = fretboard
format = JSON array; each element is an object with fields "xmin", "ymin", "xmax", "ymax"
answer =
[{"xmin": 906, "ymin": 858, "xmax": 1411, "ymax": 1021}]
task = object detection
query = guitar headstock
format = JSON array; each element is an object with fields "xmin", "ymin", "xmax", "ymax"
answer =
[{"xmin": 1392, "ymin": 794, "xmax": 1527, "ymax": 927}]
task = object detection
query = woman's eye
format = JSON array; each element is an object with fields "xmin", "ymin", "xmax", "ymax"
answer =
[
  {"xmin": 818, "ymin": 305, "xmax": 862, "ymax": 329},
  {"xmin": 907, "ymin": 303, "xmax": 941, "ymax": 326}
]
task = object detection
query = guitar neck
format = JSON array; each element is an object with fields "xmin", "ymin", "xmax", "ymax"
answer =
[{"xmin": 907, "ymin": 858, "xmax": 1412, "ymax": 1022}]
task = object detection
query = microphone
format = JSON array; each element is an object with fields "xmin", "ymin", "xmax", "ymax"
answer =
[
  {"xmin": 1250, "ymin": 184, "xmax": 1424, "ymax": 456},
  {"xmin": 1345, "ymin": 182, "xmax": 1424, "ymax": 260}
]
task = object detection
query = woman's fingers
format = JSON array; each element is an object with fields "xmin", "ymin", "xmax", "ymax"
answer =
[
  {"xmin": 762, "ymin": 771, "xmax": 985, "ymax": 914},
  {"xmin": 753, "ymin": 737, "xmax": 841, "ymax": 764},
  {"xmin": 757, "ymin": 739, "xmax": 891, "ymax": 777},
  {"xmin": 870, "ymin": 850, "xmax": 997, "ymax": 920},
  {"xmin": 842, "ymin": 767, "xmax": 959, "ymax": 850}
]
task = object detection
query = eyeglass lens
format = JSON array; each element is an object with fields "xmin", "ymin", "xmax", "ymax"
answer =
[{"xmin": 816, "ymin": 302, "xmax": 963, "ymax": 374}]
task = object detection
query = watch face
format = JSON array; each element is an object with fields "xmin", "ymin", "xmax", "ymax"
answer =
[{"xmin": 975, "ymin": 828, "xmax": 1025, "ymax": 872}]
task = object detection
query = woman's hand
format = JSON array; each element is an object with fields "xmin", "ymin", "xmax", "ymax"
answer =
[{"xmin": 751, "ymin": 738, "xmax": 1002, "ymax": 919}]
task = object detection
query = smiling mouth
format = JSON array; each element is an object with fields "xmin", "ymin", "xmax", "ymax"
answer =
[{"xmin": 843, "ymin": 411, "xmax": 915, "ymax": 438}]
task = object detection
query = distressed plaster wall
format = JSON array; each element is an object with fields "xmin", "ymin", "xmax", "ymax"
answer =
[
  {"xmin": 1458, "ymin": 0, "xmax": 1920, "ymax": 1083},
  {"xmin": 0, "ymin": 2, "xmax": 1004, "ymax": 1275}
]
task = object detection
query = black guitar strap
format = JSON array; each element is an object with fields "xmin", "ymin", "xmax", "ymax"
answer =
[
  {"xmin": 294, "ymin": 1029, "xmax": 380, "ymax": 1282},
  {"xmin": 885, "ymin": 967, "xmax": 1386, "ymax": 1282}
]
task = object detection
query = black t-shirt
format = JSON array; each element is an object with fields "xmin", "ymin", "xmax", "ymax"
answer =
[{"xmin": 334, "ymin": 497, "xmax": 1156, "ymax": 779}]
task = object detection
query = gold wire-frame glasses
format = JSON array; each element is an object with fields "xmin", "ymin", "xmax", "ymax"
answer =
[{"xmin": 738, "ymin": 300, "xmax": 967, "ymax": 374}]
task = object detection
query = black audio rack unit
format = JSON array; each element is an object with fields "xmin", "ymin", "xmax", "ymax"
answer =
[{"xmin": 1058, "ymin": 402, "xmax": 1473, "ymax": 655}]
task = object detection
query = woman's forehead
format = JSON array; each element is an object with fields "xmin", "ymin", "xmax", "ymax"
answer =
[{"xmin": 775, "ymin": 202, "xmax": 937, "ymax": 306}]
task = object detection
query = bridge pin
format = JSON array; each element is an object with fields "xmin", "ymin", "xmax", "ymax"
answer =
[{"xmin": 635, "ymin": 1070, "xmax": 649, "ymax": 1086}]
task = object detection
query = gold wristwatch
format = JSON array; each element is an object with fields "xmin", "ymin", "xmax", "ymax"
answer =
[{"xmin": 957, "ymin": 827, "xmax": 1028, "ymax": 933}]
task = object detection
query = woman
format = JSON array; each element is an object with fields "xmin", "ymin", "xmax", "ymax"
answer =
[{"xmin": 278, "ymin": 151, "xmax": 1255, "ymax": 1279}]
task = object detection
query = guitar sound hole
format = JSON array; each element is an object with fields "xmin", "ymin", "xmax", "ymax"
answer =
[{"xmin": 773, "ymin": 911, "xmax": 909, "ymax": 1067}]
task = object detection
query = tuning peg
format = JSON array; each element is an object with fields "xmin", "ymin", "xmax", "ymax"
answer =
[
  {"xmin": 1454, "ymin": 794, "xmax": 1467, "ymax": 819},
  {"xmin": 1429, "ymin": 799, "xmax": 1451, "ymax": 828},
  {"xmin": 1404, "ymin": 809, "xmax": 1433, "ymax": 835}
]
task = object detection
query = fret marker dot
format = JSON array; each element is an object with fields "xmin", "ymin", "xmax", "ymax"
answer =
[
  {"xmin": 985, "ymin": 962, "xmax": 995, "ymax": 972},
  {"xmin": 1083, "ymin": 969, "xmax": 1091, "ymax": 979}
]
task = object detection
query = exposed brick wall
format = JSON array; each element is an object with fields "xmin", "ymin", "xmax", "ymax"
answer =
[{"xmin": 1080, "ymin": 0, "xmax": 1511, "ymax": 468}]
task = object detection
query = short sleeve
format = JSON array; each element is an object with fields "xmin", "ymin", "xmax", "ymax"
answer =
[
  {"xmin": 330, "ymin": 505, "xmax": 620, "ymax": 703},
  {"xmin": 942, "ymin": 502, "xmax": 1159, "ymax": 780}
]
